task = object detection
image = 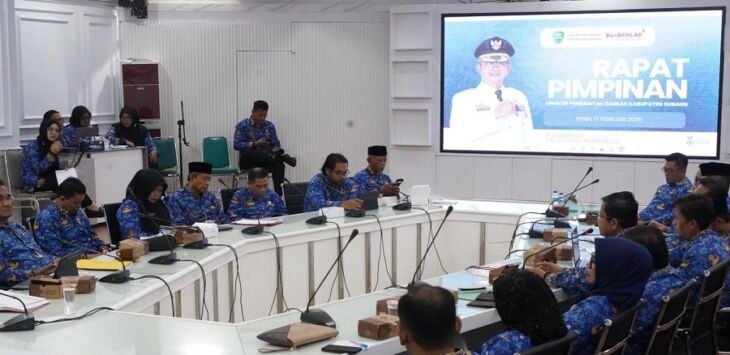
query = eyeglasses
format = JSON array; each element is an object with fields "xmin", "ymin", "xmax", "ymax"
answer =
[{"xmin": 332, "ymin": 169, "xmax": 349, "ymax": 177}]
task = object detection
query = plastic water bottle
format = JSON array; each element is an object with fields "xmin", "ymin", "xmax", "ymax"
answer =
[
  {"xmin": 551, "ymin": 190, "xmax": 559, "ymax": 203},
  {"xmin": 558, "ymin": 192, "xmax": 565, "ymax": 205}
]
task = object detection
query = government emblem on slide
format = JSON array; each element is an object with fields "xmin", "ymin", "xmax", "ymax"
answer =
[
  {"xmin": 490, "ymin": 39, "xmax": 502, "ymax": 50},
  {"xmin": 552, "ymin": 31, "xmax": 565, "ymax": 44}
]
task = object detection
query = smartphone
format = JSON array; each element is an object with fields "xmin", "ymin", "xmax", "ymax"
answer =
[
  {"xmin": 321, "ymin": 344, "xmax": 362, "ymax": 353},
  {"xmin": 393, "ymin": 178, "xmax": 404, "ymax": 186}
]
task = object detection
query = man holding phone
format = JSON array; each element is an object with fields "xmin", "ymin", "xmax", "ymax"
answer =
[{"xmin": 353, "ymin": 145, "xmax": 400, "ymax": 196}]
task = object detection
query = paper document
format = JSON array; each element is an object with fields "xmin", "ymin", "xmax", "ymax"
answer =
[
  {"xmin": 0, "ymin": 290, "xmax": 49, "ymax": 313},
  {"xmin": 76, "ymin": 259, "xmax": 132, "ymax": 271},
  {"xmin": 231, "ymin": 218, "xmax": 283, "ymax": 226},
  {"xmin": 54, "ymin": 168, "xmax": 78, "ymax": 185}
]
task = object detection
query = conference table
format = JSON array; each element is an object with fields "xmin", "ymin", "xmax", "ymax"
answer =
[{"xmin": 0, "ymin": 199, "xmax": 598, "ymax": 354}]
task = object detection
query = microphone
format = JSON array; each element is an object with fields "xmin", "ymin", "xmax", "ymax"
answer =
[
  {"xmin": 561, "ymin": 167, "xmax": 592, "ymax": 208},
  {"xmin": 127, "ymin": 187, "xmax": 177, "ymax": 265},
  {"xmin": 393, "ymin": 191, "xmax": 411, "ymax": 211},
  {"xmin": 241, "ymin": 217, "xmax": 263, "ymax": 235},
  {"xmin": 59, "ymin": 240, "xmax": 130, "ymax": 284},
  {"xmin": 301, "ymin": 229, "xmax": 359, "ymax": 328},
  {"xmin": 409, "ymin": 206, "xmax": 454, "ymax": 290},
  {"xmin": 218, "ymin": 178, "xmax": 232, "ymax": 190},
  {"xmin": 282, "ymin": 178, "xmax": 307, "ymax": 195},
  {"xmin": 546, "ymin": 179, "xmax": 599, "ymax": 218},
  {"xmin": 521, "ymin": 228, "xmax": 593, "ymax": 269},
  {"xmin": 0, "ymin": 292, "xmax": 35, "ymax": 332}
]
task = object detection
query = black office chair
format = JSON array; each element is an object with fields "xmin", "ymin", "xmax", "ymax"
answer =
[
  {"xmin": 518, "ymin": 331, "xmax": 578, "ymax": 355},
  {"xmin": 103, "ymin": 203, "xmax": 123, "ymax": 245},
  {"xmin": 643, "ymin": 279, "xmax": 696, "ymax": 355},
  {"xmin": 676, "ymin": 257, "xmax": 730, "ymax": 355},
  {"xmin": 281, "ymin": 181, "xmax": 308, "ymax": 215},
  {"xmin": 593, "ymin": 300, "xmax": 643, "ymax": 355},
  {"xmin": 220, "ymin": 188, "xmax": 237, "ymax": 213}
]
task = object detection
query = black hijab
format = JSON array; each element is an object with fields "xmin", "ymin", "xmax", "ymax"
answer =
[
  {"xmin": 37, "ymin": 120, "xmax": 61, "ymax": 157},
  {"xmin": 68, "ymin": 106, "xmax": 91, "ymax": 128},
  {"xmin": 113, "ymin": 107, "xmax": 149, "ymax": 147},
  {"xmin": 126, "ymin": 169, "xmax": 170, "ymax": 233}
]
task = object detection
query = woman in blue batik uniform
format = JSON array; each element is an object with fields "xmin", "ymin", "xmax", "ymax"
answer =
[{"xmin": 117, "ymin": 169, "xmax": 170, "ymax": 240}]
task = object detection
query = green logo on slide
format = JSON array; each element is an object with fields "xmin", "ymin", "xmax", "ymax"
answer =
[{"xmin": 552, "ymin": 31, "xmax": 565, "ymax": 44}]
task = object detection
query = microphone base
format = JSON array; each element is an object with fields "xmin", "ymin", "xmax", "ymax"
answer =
[
  {"xmin": 406, "ymin": 280, "xmax": 430, "ymax": 292},
  {"xmin": 241, "ymin": 225, "xmax": 264, "ymax": 235},
  {"xmin": 183, "ymin": 238, "xmax": 209, "ymax": 249},
  {"xmin": 345, "ymin": 209, "xmax": 365, "ymax": 218},
  {"xmin": 99, "ymin": 269, "xmax": 131, "ymax": 284},
  {"xmin": 149, "ymin": 253, "xmax": 177, "ymax": 265},
  {"xmin": 393, "ymin": 202, "xmax": 411, "ymax": 211},
  {"xmin": 306, "ymin": 216, "xmax": 327, "ymax": 225},
  {"xmin": 300, "ymin": 309, "xmax": 336, "ymax": 328},
  {"xmin": 0, "ymin": 313, "xmax": 35, "ymax": 332},
  {"xmin": 545, "ymin": 208, "xmax": 567, "ymax": 219}
]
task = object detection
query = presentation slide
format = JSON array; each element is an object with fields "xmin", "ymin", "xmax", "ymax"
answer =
[{"xmin": 441, "ymin": 9, "xmax": 725, "ymax": 158}]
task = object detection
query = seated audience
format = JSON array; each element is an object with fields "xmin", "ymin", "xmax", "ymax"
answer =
[
  {"xmin": 352, "ymin": 145, "xmax": 400, "ymax": 196},
  {"xmin": 117, "ymin": 169, "xmax": 171, "ymax": 239},
  {"xmin": 398, "ymin": 284, "xmax": 472, "ymax": 355},
  {"xmin": 167, "ymin": 162, "xmax": 228, "ymax": 225},
  {"xmin": 562, "ymin": 237, "xmax": 653, "ymax": 355},
  {"xmin": 105, "ymin": 106, "xmax": 159, "ymax": 167},
  {"xmin": 622, "ymin": 226, "xmax": 685, "ymax": 355},
  {"xmin": 43, "ymin": 109, "xmax": 63, "ymax": 126},
  {"xmin": 639, "ymin": 152, "xmax": 692, "ymax": 227},
  {"xmin": 0, "ymin": 180, "xmax": 57, "ymax": 286},
  {"xmin": 227, "ymin": 168, "xmax": 286, "ymax": 220},
  {"xmin": 35, "ymin": 178, "xmax": 107, "ymax": 257},
  {"xmin": 61, "ymin": 105, "xmax": 92, "ymax": 147},
  {"xmin": 479, "ymin": 270, "xmax": 567, "ymax": 354},
  {"xmin": 303, "ymin": 153, "xmax": 362, "ymax": 212},
  {"xmin": 529, "ymin": 191, "xmax": 638, "ymax": 297}
]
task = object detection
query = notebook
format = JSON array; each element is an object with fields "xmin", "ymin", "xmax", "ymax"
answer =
[{"xmin": 0, "ymin": 290, "xmax": 49, "ymax": 313}]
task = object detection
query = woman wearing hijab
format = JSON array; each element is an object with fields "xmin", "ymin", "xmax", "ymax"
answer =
[
  {"xmin": 563, "ymin": 237, "xmax": 653, "ymax": 355},
  {"xmin": 61, "ymin": 105, "xmax": 92, "ymax": 147},
  {"xmin": 105, "ymin": 107, "xmax": 159, "ymax": 167},
  {"xmin": 21, "ymin": 120, "xmax": 63, "ymax": 193},
  {"xmin": 43, "ymin": 110, "xmax": 63, "ymax": 126},
  {"xmin": 117, "ymin": 169, "xmax": 170, "ymax": 239},
  {"xmin": 479, "ymin": 270, "xmax": 567, "ymax": 355}
]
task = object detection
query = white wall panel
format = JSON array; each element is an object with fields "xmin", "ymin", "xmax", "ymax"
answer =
[
  {"xmin": 0, "ymin": 0, "xmax": 19, "ymax": 149},
  {"xmin": 551, "ymin": 159, "xmax": 594, "ymax": 203},
  {"xmin": 84, "ymin": 14, "xmax": 117, "ymax": 120},
  {"xmin": 473, "ymin": 156, "xmax": 512, "ymax": 200},
  {"xmin": 121, "ymin": 21, "xmax": 389, "ymax": 183},
  {"xmin": 591, "ymin": 161, "xmax": 636, "ymax": 204},
  {"xmin": 435, "ymin": 155, "xmax": 473, "ymax": 198}
]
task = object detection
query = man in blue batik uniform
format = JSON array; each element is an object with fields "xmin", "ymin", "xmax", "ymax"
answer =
[
  {"xmin": 352, "ymin": 145, "xmax": 400, "ymax": 197},
  {"xmin": 228, "ymin": 168, "xmax": 287, "ymax": 220},
  {"xmin": 303, "ymin": 153, "xmax": 362, "ymax": 212},
  {"xmin": 639, "ymin": 152, "xmax": 693, "ymax": 227},
  {"xmin": 233, "ymin": 100, "xmax": 296, "ymax": 196},
  {"xmin": 167, "ymin": 162, "xmax": 228, "ymax": 225},
  {"xmin": 528, "ymin": 191, "xmax": 639, "ymax": 298},
  {"xmin": 696, "ymin": 162, "xmax": 730, "ymax": 214},
  {"xmin": 35, "ymin": 178, "xmax": 107, "ymax": 257},
  {"xmin": 0, "ymin": 180, "xmax": 57, "ymax": 286}
]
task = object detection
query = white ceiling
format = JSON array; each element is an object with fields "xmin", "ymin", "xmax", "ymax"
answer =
[{"xmin": 142, "ymin": 0, "xmax": 506, "ymax": 12}]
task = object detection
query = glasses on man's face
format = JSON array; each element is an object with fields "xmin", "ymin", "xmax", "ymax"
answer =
[
  {"xmin": 662, "ymin": 167, "xmax": 678, "ymax": 174},
  {"xmin": 332, "ymin": 169, "xmax": 349, "ymax": 177}
]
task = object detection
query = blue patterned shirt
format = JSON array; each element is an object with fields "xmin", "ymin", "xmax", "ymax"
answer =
[
  {"xmin": 665, "ymin": 234, "xmax": 689, "ymax": 267},
  {"xmin": 669, "ymin": 229, "xmax": 730, "ymax": 306},
  {"xmin": 166, "ymin": 187, "xmax": 228, "ymax": 225},
  {"xmin": 227, "ymin": 188, "xmax": 287, "ymax": 220},
  {"xmin": 117, "ymin": 199, "xmax": 170, "ymax": 239},
  {"xmin": 20, "ymin": 140, "xmax": 58, "ymax": 192},
  {"xmin": 35, "ymin": 203, "xmax": 105, "ymax": 257},
  {"xmin": 547, "ymin": 267, "xmax": 590, "ymax": 298},
  {"xmin": 233, "ymin": 118, "xmax": 281, "ymax": 152},
  {"xmin": 639, "ymin": 179, "xmax": 693, "ymax": 225},
  {"xmin": 563, "ymin": 296, "xmax": 616, "ymax": 355},
  {"xmin": 352, "ymin": 168, "xmax": 392, "ymax": 196},
  {"xmin": 303, "ymin": 173, "xmax": 358, "ymax": 212},
  {"xmin": 0, "ymin": 222, "xmax": 54, "ymax": 285},
  {"xmin": 479, "ymin": 330, "xmax": 532, "ymax": 355},
  {"xmin": 627, "ymin": 267, "xmax": 685, "ymax": 355},
  {"xmin": 60, "ymin": 125, "xmax": 78, "ymax": 147},
  {"xmin": 104, "ymin": 126, "xmax": 157, "ymax": 154}
]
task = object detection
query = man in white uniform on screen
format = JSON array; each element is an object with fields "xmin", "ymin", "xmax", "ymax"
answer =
[{"xmin": 449, "ymin": 36, "xmax": 533, "ymax": 150}]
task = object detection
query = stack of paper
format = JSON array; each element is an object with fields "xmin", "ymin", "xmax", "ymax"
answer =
[
  {"xmin": 231, "ymin": 218, "xmax": 283, "ymax": 226},
  {"xmin": 0, "ymin": 290, "xmax": 49, "ymax": 313}
]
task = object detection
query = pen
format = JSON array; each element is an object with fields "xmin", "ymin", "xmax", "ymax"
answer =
[{"xmin": 349, "ymin": 340, "xmax": 369, "ymax": 349}]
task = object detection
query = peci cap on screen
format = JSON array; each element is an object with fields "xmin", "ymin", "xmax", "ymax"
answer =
[{"xmin": 474, "ymin": 36, "xmax": 514, "ymax": 63}]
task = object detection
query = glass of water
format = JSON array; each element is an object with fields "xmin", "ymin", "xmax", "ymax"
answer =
[{"xmin": 62, "ymin": 284, "xmax": 77, "ymax": 315}]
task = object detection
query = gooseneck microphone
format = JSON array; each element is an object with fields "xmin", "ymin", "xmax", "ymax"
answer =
[
  {"xmin": 59, "ymin": 240, "xmax": 130, "ymax": 284},
  {"xmin": 301, "ymin": 229, "xmax": 359, "ymax": 328},
  {"xmin": 409, "ymin": 206, "xmax": 454, "ymax": 290},
  {"xmin": 393, "ymin": 191, "xmax": 412, "ymax": 211},
  {"xmin": 0, "ymin": 292, "xmax": 35, "ymax": 331},
  {"xmin": 127, "ymin": 187, "xmax": 178, "ymax": 265},
  {"xmin": 521, "ymin": 228, "xmax": 593, "ymax": 269},
  {"xmin": 561, "ymin": 167, "xmax": 592, "ymax": 208},
  {"xmin": 241, "ymin": 217, "xmax": 264, "ymax": 235},
  {"xmin": 218, "ymin": 178, "xmax": 232, "ymax": 190},
  {"xmin": 546, "ymin": 179, "xmax": 600, "ymax": 218}
]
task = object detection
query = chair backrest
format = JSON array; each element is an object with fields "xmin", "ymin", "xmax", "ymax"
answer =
[
  {"xmin": 220, "ymin": 188, "xmax": 237, "ymax": 213},
  {"xmin": 519, "ymin": 331, "xmax": 578, "ymax": 355},
  {"xmin": 644, "ymin": 279, "xmax": 697, "ymax": 355},
  {"xmin": 281, "ymin": 181, "xmax": 308, "ymax": 215},
  {"xmin": 4, "ymin": 149, "xmax": 26, "ymax": 193},
  {"xmin": 103, "ymin": 203, "xmax": 123, "ymax": 245},
  {"xmin": 594, "ymin": 300, "xmax": 643, "ymax": 355},
  {"xmin": 202, "ymin": 137, "xmax": 231, "ymax": 169},
  {"xmin": 684, "ymin": 257, "xmax": 730, "ymax": 354},
  {"xmin": 153, "ymin": 137, "xmax": 178, "ymax": 171}
]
